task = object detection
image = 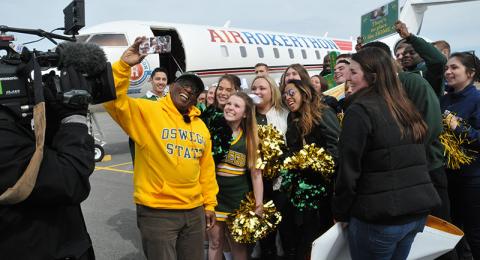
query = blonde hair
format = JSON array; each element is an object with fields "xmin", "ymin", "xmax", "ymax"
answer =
[
  {"xmin": 231, "ymin": 92, "xmax": 259, "ymax": 171},
  {"xmin": 251, "ymin": 75, "xmax": 284, "ymax": 111}
]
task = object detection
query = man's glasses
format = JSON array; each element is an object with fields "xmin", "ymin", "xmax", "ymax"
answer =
[{"xmin": 179, "ymin": 85, "xmax": 201, "ymax": 96}]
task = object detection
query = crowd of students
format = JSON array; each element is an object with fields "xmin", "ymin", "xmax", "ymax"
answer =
[{"xmin": 109, "ymin": 18, "xmax": 479, "ymax": 260}]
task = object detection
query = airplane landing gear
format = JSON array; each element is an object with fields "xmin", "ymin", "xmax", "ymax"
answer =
[
  {"xmin": 88, "ymin": 111, "xmax": 107, "ymax": 163},
  {"xmin": 94, "ymin": 144, "xmax": 105, "ymax": 162}
]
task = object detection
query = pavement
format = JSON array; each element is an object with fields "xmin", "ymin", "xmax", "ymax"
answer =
[{"xmin": 82, "ymin": 112, "xmax": 145, "ymax": 260}]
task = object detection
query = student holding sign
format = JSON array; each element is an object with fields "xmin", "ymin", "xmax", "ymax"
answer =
[{"xmin": 394, "ymin": 20, "xmax": 447, "ymax": 97}]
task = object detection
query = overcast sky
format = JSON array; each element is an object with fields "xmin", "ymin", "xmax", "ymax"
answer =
[{"xmin": 2, "ymin": 0, "xmax": 480, "ymax": 55}]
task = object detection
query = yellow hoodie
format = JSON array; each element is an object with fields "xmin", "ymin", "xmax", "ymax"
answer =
[{"xmin": 104, "ymin": 60, "xmax": 218, "ymax": 211}]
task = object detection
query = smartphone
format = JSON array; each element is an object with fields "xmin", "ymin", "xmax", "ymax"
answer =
[{"xmin": 139, "ymin": 36, "xmax": 172, "ymax": 55}]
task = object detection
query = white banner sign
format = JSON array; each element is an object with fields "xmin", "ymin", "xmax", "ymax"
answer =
[{"xmin": 311, "ymin": 216, "xmax": 463, "ymax": 260}]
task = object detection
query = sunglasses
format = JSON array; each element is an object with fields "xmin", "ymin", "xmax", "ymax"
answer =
[
  {"xmin": 175, "ymin": 84, "xmax": 201, "ymax": 97},
  {"xmin": 282, "ymin": 88, "xmax": 297, "ymax": 99}
]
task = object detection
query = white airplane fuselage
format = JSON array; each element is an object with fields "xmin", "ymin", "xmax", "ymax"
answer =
[
  {"xmin": 78, "ymin": 21, "xmax": 354, "ymax": 97},
  {"xmin": 78, "ymin": 0, "xmax": 478, "ymax": 98}
]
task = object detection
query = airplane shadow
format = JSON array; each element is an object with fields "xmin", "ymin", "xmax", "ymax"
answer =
[{"xmin": 107, "ymin": 208, "xmax": 145, "ymax": 260}]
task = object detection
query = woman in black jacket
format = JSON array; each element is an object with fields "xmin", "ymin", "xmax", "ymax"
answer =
[
  {"xmin": 281, "ymin": 79, "xmax": 340, "ymax": 260},
  {"xmin": 333, "ymin": 47, "xmax": 441, "ymax": 260}
]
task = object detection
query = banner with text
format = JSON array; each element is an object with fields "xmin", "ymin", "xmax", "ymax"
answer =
[{"xmin": 361, "ymin": 0, "xmax": 398, "ymax": 43}]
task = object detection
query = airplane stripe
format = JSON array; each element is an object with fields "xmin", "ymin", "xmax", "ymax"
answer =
[
  {"xmin": 192, "ymin": 64, "xmax": 324, "ymax": 76},
  {"xmin": 193, "ymin": 64, "xmax": 324, "ymax": 72},
  {"xmin": 336, "ymin": 44, "xmax": 352, "ymax": 47},
  {"xmin": 334, "ymin": 40, "xmax": 351, "ymax": 44},
  {"xmin": 333, "ymin": 40, "xmax": 353, "ymax": 51}
]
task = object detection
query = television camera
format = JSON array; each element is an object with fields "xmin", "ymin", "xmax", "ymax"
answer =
[{"xmin": 0, "ymin": 0, "xmax": 115, "ymax": 122}]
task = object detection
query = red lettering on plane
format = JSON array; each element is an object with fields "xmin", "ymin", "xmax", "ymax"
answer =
[
  {"xmin": 228, "ymin": 31, "xmax": 246, "ymax": 44},
  {"xmin": 220, "ymin": 30, "xmax": 232, "ymax": 43},
  {"xmin": 208, "ymin": 29, "xmax": 225, "ymax": 43}
]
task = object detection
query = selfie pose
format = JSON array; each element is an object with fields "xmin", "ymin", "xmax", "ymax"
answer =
[{"xmin": 104, "ymin": 37, "xmax": 218, "ymax": 260}]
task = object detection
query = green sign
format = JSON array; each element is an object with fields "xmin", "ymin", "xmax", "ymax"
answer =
[
  {"xmin": 0, "ymin": 81, "xmax": 3, "ymax": 95},
  {"xmin": 325, "ymin": 51, "xmax": 340, "ymax": 89},
  {"xmin": 361, "ymin": 0, "xmax": 398, "ymax": 43}
]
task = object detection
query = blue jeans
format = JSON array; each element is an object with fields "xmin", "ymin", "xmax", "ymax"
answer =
[{"xmin": 348, "ymin": 216, "xmax": 427, "ymax": 260}]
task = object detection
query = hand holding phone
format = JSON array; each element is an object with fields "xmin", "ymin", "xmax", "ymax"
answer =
[{"xmin": 139, "ymin": 36, "xmax": 172, "ymax": 55}]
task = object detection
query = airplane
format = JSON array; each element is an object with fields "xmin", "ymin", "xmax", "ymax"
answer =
[
  {"xmin": 77, "ymin": 21, "xmax": 353, "ymax": 97},
  {"xmin": 76, "ymin": 0, "xmax": 478, "ymax": 98}
]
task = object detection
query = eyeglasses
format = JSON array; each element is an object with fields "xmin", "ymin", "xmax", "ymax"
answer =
[
  {"xmin": 282, "ymin": 88, "xmax": 297, "ymax": 99},
  {"xmin": 174, "ymin": 72, "xmax": 203, "ymax": 95},
  {"xmin": 173, "ymin": 83, "xmax": 201, "ymax": 96},
  {"xmin": 179, "ymin": 85, "xmax": 202, "ymax": 96}
]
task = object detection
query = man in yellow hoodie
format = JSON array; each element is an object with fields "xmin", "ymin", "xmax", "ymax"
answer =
[{"xmin": 104, "ymin": 37, "xmax": 218, "ymax": 260}]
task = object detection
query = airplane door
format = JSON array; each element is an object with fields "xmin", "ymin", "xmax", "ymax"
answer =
[{"xmin": 153, "ymin": 29, "xmax": 186, "ymax": 82}]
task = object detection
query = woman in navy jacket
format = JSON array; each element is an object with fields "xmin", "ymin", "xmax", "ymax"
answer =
[{"xmin": 440, "ymin": 51, "xmax": 480, "ymax": 259}]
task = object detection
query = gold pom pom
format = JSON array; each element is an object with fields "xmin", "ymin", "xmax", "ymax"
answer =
[
  {"xmin": 283, "ymin": 143, "xmax": 335, "ymax": 179},
  {"xmin": 226, "ymin": 192, "xmax": 282, "ymax": 244},
  {"xmin": 440, "ymin": 113, "xmax": 477, "ymax": 170},
  {"xmin": 256, "ymin": 124, "xmax": 286, "ymax": 179}
]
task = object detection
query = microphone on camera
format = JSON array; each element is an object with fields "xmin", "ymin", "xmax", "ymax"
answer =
[{"xmin": 56, "ymin": 42, "xmax": 108, "ymax": 76}]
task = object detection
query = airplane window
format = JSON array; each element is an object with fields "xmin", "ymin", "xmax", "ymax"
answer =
[
  {"xmin": 273, "ymin": 48, "xmax": 279, "ymax": 59},
  {"xmin": 315, "ymin": 50, "xmax": 321, "ymax": 60},
  {"xmin": 301, "ymin": 49, "xmax": 307, "ymax": 59},
  {"xmin": 240, "ymin": 46, "xmax": 247, "ymax": 58},
  {"xmin": 220, "ymin": 45, "xmax": 229, "ymax": 57},
  {"xmin": 88, "ymin": 34, "xmax": 128, "ymax": 46},
  {"xmin": 257, "ymin": 47, "xmax": 264, "ymax": 58},
  {"xmin": 288, "ymin": 49, "xmax": 294, "ymax": 59},
  {"xmin": 75, "ymin": 35, "xmax": 90, "ymax": 43}
]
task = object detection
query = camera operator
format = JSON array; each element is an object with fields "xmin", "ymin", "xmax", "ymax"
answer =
[{"xmin": 0, "ymin": 68, "xmax": 95, "ymax": 259}]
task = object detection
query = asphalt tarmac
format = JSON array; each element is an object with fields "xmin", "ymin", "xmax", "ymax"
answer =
[{"xmin": 82, "ymin": 111, "xmax": 145, "ymax": 260}]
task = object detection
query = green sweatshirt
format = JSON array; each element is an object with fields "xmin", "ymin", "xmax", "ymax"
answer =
[
  {"xmin": 104, "ymin": 60, "xmax": 218, "ymax": 211},
  {"xmin": 399, "ymin": 71, "xmax": 444, "ymax": 170},
  {"xmin": 405, "ymin": 34, "xmax": 447, "ymax": 98}
]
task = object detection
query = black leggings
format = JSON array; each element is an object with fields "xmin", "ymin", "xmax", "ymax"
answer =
[
  {"xmin": 448, "ymin": 173, "xmax": 480, "ymax": 260},
  {"xmin": 279, "ymin": 198, "xmax": 334, "ymax": 260},
  {"xmin": 258, "ymin": 179, "xmax": 286, "ymax": 257}
]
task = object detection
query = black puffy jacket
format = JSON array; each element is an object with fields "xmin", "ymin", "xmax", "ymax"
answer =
[{"xmin": 333, "ymin": 92, "xmax": 441, "ymax": 224}]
